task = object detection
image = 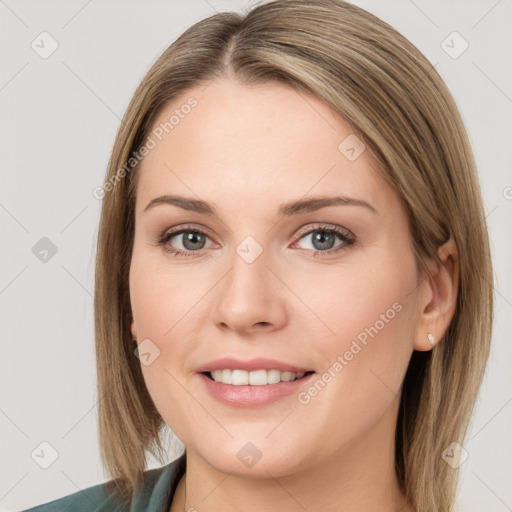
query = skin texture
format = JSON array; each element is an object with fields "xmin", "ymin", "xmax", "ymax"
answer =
[{"xmin": 129, "ymin": 78, "xmax": 458, "ymax": 512}]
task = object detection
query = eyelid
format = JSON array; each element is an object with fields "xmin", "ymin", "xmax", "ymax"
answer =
[
  {"xmin": 157, "ymin": 222, "xmax": 356, "ymax": 258},
  {"xmin": 160, "ymin": 223, "xmax": 217, "ymax": 241},
  {"xmin": 157, "ymin": 224, "xmax": 218, "ymax": 249},
  {"xmin": 158, "ymin": 222, "xmax": 353, "ymax": 243},
  {"xmin": 293, "ymin": 222, "xmax": 354, "ymax": 240}
]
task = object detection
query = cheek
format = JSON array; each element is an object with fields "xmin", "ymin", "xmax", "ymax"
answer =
[
  {"xmin": 129, "ymin": 245, "xmax": 205, "ymax": 340},
  {"xmin": 290, "ymin": 249, "xmax": 417, "ymax": 356},
  {"xmin": 299, "ymin": 250, "xmax": 417, "ymax": 411},
  {"xmin": 284, "ymin": 257, "xmax": 417, "ymax": 458},
  {"xmin": 129, "ymin": 249, "xmax": 212, "ymax": 436}
]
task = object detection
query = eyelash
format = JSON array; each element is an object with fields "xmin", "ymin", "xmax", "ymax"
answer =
[{"xmin": 156, "ymin": 223, "xmax": 356, "ymax": 259}]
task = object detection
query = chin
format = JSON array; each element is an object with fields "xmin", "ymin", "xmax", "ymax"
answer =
[{"xmin": 194, "ymin": 438, "xmax": 310, "ymax": 479}]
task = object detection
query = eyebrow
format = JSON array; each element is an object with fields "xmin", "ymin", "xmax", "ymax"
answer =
[{"xmin": 143, "ymin": 194, "xmax": 378, "ymax": 216}]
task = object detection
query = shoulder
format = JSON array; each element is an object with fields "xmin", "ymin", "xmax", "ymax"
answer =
[{"xmin": 17, "ymin": 454, "xmax": 187, "ymax": 512}]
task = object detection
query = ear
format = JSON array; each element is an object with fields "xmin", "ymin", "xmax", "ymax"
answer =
[{"xmin": 413, "ymin": 237, "xmax": 459, "ymax": 351}]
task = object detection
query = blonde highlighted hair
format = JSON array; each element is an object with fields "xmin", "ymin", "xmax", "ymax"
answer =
[{"xmin": 94, "ymin": 1, "xmax": 493, "ymax": 510}]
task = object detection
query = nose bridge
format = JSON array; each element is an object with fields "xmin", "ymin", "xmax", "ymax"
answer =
[{"xmin": 211, "ymin": 236, "xmax": 287, "ymax": 333}]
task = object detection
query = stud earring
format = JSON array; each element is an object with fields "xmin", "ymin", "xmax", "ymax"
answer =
[{"xmin": 427, "ymin": 333, "xmax": 434, "ymax": 345}]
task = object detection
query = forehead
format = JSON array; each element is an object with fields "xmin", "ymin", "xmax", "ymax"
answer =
[{"xmin": 135, "ymin": 78, "xmax": 395, "ymax": 218}]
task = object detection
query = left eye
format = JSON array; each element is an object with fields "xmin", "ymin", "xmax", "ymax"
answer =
[{"xmin": 294, "ymin": 228, "xmax": 353, "ymax": 252}]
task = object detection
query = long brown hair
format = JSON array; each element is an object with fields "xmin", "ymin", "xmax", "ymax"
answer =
[{"xmin": 94, "ymin": 1, "xmax": 493, "ymax": 510}]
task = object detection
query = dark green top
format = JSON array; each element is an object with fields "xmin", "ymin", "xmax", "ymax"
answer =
[{"xmin": 18, "ymin": 454, "xmax": 186, "ymax": 512}]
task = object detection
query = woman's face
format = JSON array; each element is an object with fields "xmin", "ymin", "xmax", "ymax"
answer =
[{"xmin": 129, "ymin": 78, "xmax": 426, "ymax": 477}]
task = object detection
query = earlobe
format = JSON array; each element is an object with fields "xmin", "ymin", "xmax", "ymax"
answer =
[{"xmin": 413, "ymin": 237, "xmax": 459, "ymax": 351}]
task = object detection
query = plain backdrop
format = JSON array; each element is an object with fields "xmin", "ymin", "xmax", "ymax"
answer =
[{"xmin": 1, "ymin": 1, "xmax": 511, "ymax": 511}]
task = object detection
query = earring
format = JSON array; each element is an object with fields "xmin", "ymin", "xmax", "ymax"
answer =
[{"xmin": 427, "ymin": 333, "xmax": 434, "ymax": 345}]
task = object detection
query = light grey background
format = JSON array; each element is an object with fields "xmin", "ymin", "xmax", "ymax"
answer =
[{"xmin": 1, "ymin": 1, "xmax": 511, "ymax": 511}]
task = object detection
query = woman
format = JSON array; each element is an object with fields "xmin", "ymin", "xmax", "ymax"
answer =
[{"xmin": 20, "ymin": 0, "xmax": 493, "ymax": 511}]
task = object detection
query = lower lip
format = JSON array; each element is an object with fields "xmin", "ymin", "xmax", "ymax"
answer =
[{"xmin": 198, "ymin": 372, "xmax": 316, "ymax": 408}]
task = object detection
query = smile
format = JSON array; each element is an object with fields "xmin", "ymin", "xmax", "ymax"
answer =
[
  {"xmin": 199, "ymin": 370, "xmax": 316, "ymax": 408},
  {"xmin": 205, "ymin": 369, "xmax": 314, "ymax": 385}
]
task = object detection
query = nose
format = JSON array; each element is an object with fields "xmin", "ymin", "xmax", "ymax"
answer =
[{"xmin": 211, "ymin": 246, "xmax": 288, "ymax": 336}]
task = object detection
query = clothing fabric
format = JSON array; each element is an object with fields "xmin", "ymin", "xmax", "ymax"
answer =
[{"xmin": 18, "ymin": 453, "xmax": 186, "ymax": 512}]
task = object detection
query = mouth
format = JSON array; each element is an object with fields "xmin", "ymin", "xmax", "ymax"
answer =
[{"xmin": 202, "ymin": 369, "xmax": 315, "ymax": 386}]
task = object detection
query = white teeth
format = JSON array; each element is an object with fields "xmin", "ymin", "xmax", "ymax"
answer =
[
  {"xmin": 209, "ymin": 369, "xmax": 308, "ymax": 385},
  {"xmin": 221, "ymin": 369, "xmax": 232, "ymax": 384},
  {"xmin": 249, "ymin": 369, "xmax": 267, "ymax": 385},
  {"xmin": 267, "ymin": 369, "xmax": 281, "ymax": 384},
  {"xmin": 232, "ymin": 369, "xmax": 249, "ymax": 385}
]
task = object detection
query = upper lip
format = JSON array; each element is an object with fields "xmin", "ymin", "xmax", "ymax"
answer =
[{"xmin": 196, "ymin": 357, "xmax": 313, "ymax": 374}]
